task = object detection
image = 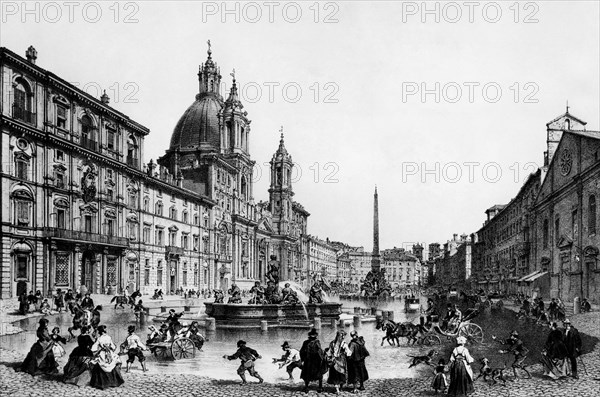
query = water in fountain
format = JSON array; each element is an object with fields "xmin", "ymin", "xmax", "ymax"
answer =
[{"xmin": 278, "ymin": 281, "xmax": 310, "ymax": 320}]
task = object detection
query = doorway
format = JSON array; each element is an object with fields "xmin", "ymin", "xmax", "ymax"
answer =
[{"xmin": 81, "ymin": 251, "xmax": 97, "ymax": 293}]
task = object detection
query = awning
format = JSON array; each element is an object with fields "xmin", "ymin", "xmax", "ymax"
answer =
[
  {"xmin": 526, "ymin": 271, "xmax": 548, "ymax": 282},
  {"xmin": 517, "ymin": 270, "xmax": 540, "ymax": 282}
]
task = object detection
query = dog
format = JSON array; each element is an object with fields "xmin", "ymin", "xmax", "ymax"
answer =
[
  {"xmin": 407, "ymin": 350, "xmax": 437, "ymax": 368},
  {"xmin": 475, "ymin": 358, "xmax": 507, "ymax": 385}
]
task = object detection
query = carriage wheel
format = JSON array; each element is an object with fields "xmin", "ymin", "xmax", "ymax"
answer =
[
  {"xmin": 154, "ymin": 347, "xmax": 168, "ymax": 359},
  {"xmin": 171, "ymin": 338, "xmax": 196, "ymax": 360},
  {"xmin": 421, "ymin": 334, "xmax": 441, "ymax": 346},
  {"xmin": 458, "ymin": 323, "xmax": 484, "ymax": 344}
]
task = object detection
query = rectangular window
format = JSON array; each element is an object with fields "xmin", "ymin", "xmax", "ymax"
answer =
[
  {"xmin": 572, "ymin": 210, "xmax": 578, "ymax": 239},
  {"xmin": 106, "ymin": 188, "xmax": 114, "ymax": 201},
  {"xmin": 106, "ymin": 219, "xmax": 115, "ymax": 235},
  {"xmin": 194, "ymin": 236, "xmax": 199, "ymax": 251},
  {"xmin": 128, "ymin": 222, "xmax": 136, "ymax": 240},
  {"xmin": 16, "ymin": 201, "xmax": 29, "ymax": 226},
  {"xmin": 16, "ymin": 159, "xmax": 28, "ymax": 180},
  {"xmin": 16, "ymin": 255, "xmax": 28, "ymax": 279},
  {"xmin": 182, "ymin": 235, "xmax": 189, "ymax": 250},
  {"xmin": 144, "ymin": 267, "xmax": 150, "ymax": 286},
  {"xmin": 157, "ymin": 261, "xmax": 163, "ymax": 286},
  {"xmin": 56, "ymin": 105, "xmax": 67, "ymax": 129},
  {"xmin": 56, "ymin": 172, "xmax": 65, "ymax": 188},
  {"xmin": 56, "ymin": 150, "xmax": 64, "ymax": 161},
  {"xmin": 106, "ymin": 169, "xmax": 113, "ymax": 179},
  {"xmin": 107, "ymin": 260, "xmax": 117, "ymax": 285},
  {"xmin": 55, "ymin": 252, "xmax": 69, "ymax": 285},
  {"xmin": 183, "ymin": 270, "xmax": 188, "ymax": 286},
  {"xmin": 56, "ymin": 209, "xmax": 66, "ymax": 229},
  {"xmin": 84, "ymin": 215, "xmax": 93, "ymax": 233},
  {"xmin": 143, "ymin": 227, "xmax": 151, "ymax": 243},
  {"xmin": 156, "ymin": 229, "xmax": 164, "ymax": 246},
  {"xmin": 107, "ymin": 130, "xmax": 115, "ymax": 150}
]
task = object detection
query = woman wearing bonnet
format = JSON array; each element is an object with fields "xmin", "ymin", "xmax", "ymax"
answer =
[{"xmin": 447, "ymin": 335, "xmax": 475, "ymax": 396}]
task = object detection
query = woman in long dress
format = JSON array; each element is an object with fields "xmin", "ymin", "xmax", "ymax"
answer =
[
  {"xmin": 20, "ymin": 318, "xmax": 59, "ymax": 376},
  {"xmin": 63, "ymin": 326, "xmax": 95, "ymax": 386},
  {"xmin": 326, "ymin": 330, "xmax": 349, "ymax": 394},
  {"xmin": 89, "ymin": 325, "xmax": 124, "ymax": 390},
  {"xmin": 447, "ymin": 336, "xmax": 475, "ymax": 396}
]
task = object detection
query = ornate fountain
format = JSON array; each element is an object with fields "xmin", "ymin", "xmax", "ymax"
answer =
[{"xmin": 204, "ymin": 256, "xmax": 342, "ymax": 328}]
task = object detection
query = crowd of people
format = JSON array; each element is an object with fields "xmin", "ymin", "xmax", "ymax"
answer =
[{"xmin": 223, "ymin": 328, "xmax": 370, "ymax": 394}]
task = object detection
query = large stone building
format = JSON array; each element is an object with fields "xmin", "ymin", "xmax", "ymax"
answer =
[
  {"xmin": 435, "ymin": 234, "xmax": 472, "ymax": 289},
  {"xmin": 381, "ymin": 247, "xmax": 422, "ymax": 288},
  {"xmin": 0, "ymin": 45, "xmax": 310, "ymax": 298},
  {"xmin": 466, "ymin": 109, "xmax": 600, "ymax": 305},
  {"xmin": 472, "ymin": 171, "xmax": 541, "ymax": 294},
  {"xmin": 530, "ymin": 111, "xmax": 600, "ymax": 304}
]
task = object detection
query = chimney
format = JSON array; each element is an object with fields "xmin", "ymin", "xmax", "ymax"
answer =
[
  {"xmin": 26, "ymin": 46, "xmax": 37, "ymax": 64},
  {"xmin": 100, "ymin": 90, "xmax": 110, "ymax": 105}
]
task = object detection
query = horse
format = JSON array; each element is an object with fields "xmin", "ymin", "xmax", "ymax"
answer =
[
  {"xmin": 376, "ymin": 319, "xmax": 420, "ymax": 346},
  {"xmin": 68, "ymin": 304, "xmax": 100, "ymax": 340},
  {"xmin": 376, "ymin": 319, "xmax": 401, "ymax": 346},
  {"xmin": 110, "ymin": 295, "xmax": 135, "ymax": 309}
]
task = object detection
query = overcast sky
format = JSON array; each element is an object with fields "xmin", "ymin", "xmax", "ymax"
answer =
[{"xmin": 3, "ymin": 1, "xmax": 599, "ymax": 251}]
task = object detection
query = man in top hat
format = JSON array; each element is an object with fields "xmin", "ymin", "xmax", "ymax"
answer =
[
  {"xmin": 563, "ymin": 319, "xmax": 582, "ymax": 379},
  {"xmin": 223, "ymin": 340, "xmax": 264, "ymax": 384},
  {"xmin": 273, "ymin": 341, "xmax": 302, "ymax": 380},
  {"xmin": 492, "ymin": 330, "xmax": 531, "ymax": 378},
  {"xmin": 300, "ymin": 328, "xmax": 326, "ymax": 393}
]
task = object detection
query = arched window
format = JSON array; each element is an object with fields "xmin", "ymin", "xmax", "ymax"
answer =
[
  {"xmin": 127, "ymin": 135, "xmax": 138, "ymax": 167},
  {"xmin": 542, "ymin": 219, "xmax": 549, "ymax": 249},
  {"xmin": 155, "ymin": 201, "xmax": 163, "ymax": 216},
  {"xmin": 80, "ymin": 115, "xmax": 96, "ymax": 150},
  {"xmin": 13, "ymin": 78, "xmax": 33, "ymax": 123},
  {"xmin": 589, "ymin": 195, "xmax": 597, "ymax": 235},
  {"xmin": 14, "ymin": 152, "xmax": 30, "ymax": 181}
]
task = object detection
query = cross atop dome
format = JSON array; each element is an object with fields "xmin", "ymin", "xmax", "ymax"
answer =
[{"xmin": 198, "ymin": 39, "xmax": 221, "ymax": 98}]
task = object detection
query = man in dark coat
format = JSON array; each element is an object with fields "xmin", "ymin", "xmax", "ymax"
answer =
[
  {"xmin": 563, "ymin": 319, "xmax": 582, "ymax": 379},
  {"xmin": 347, "ymin": 331, "xmax": 369, "ymax": 392},
  {"xmin": 81, "ymin": 293, "xmax": 95, "ymax": 311},
  {"xmin": 300, "ymin": 328, "xmax": 325, "ymax": 393},
  {"xmin": 223, "ymin": 340, "xmax": 263, "ymax": 384},
  {"xmin": 541, "ymin": 322, "xmax": 568, "ymax": 379}
]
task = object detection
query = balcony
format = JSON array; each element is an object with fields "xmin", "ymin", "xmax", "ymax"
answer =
[
  {"xmin": 12, "ymin": 105, "xmax": 35, "ymax": 124},
  {"xmin": 126, "ymin": 157, "xmax": 139, "ymax": 168},
  {"xmin": 80, "ymin": 137, "xmax": 98, "ymax": 151},
  {"xmin": 43, "ymin": 227, "xmax": 129, "ymax": 247},
  {"xmin": 165, "ymin": 245, "xmax": 185, "ymax": 257}
]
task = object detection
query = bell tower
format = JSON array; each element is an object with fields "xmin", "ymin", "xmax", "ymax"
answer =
[{"xmin": 269, "ymin": 127, "xmax": 294, "ymax": 235}]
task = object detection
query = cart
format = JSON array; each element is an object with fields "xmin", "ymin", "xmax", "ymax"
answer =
[{"xmin": 147, "ymin": 336, "xmax": 196, "ymax": 360}]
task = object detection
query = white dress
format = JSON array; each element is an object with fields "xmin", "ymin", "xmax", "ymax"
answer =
[{"xmin": 91, "ymin": 334, "xmax": 121, "ymax": 372}]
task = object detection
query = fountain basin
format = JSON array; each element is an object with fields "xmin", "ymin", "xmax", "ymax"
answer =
[{"xmin": 204, "ymin": 302, "xmax": 342, "ymax": 326}]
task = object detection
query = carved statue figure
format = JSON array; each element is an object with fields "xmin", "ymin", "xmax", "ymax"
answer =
[{"xmin": 213, "ymin": 289, "xmax": 224, "ymax": 303}]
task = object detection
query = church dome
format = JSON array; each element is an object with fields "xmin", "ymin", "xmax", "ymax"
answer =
[{"xmin": 169, "ymin": 93, "xmax": 222, "ymax": 150}]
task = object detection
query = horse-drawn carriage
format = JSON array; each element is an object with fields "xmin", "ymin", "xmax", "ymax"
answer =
[
  {"xmin": 376, "ymin": 312, "xmax": 484, "ymax": 347},
  {"xmin": 420, "ymin": 313, "xmax": 484, "ymax": 345}
]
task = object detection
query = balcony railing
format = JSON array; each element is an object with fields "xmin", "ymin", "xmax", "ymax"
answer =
[
  {"xmin": 80, "ymin": 137, "xmax": 98, "ymax": 151},
  {"xmin": 12, "ymin": 105, "xmax": 35, "ymax": 124},
  {"xmin": 166, "ymin": 245, "xmax": 185, "ymax": 256},
  {"xmin": 43, "ymin": 227, "xmax": 129, "ymax": 247},
  {"xmin": 126, "ymin": 157, "xmax": 139, "ymax": 168}
]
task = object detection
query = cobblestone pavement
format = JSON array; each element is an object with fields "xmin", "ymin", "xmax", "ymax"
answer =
[{"xmin": 1, "ymin": 303, "xmax": 599, "ymax": 396}]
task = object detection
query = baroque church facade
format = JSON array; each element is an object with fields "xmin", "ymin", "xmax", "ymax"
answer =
[{"xmin": 0, "ymin": 45, "xmax": 309, "ymax": 299}]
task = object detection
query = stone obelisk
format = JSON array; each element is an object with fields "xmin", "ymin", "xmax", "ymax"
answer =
[{"xmin": 371, "ymin": 186, "xmax": 381, "ymax": 271}]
